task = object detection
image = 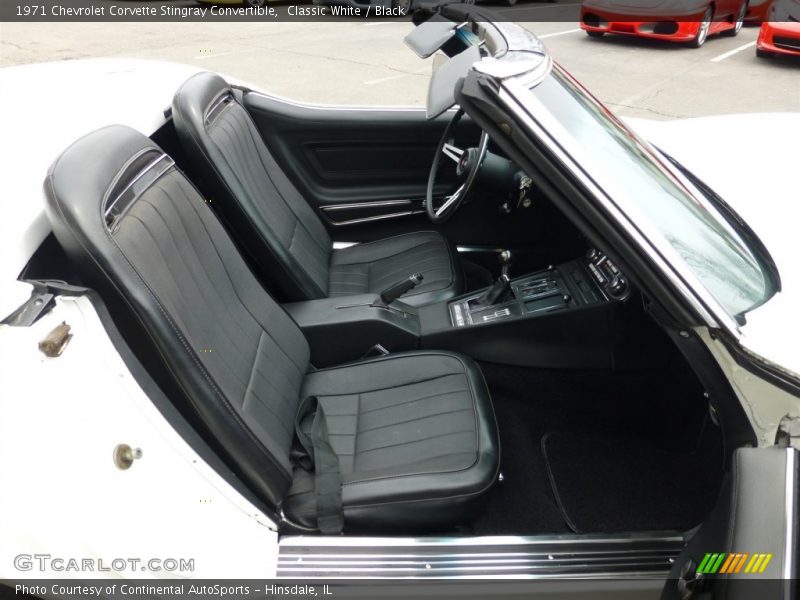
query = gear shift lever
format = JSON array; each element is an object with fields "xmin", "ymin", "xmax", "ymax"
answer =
[
  {"xmin": 499, "ymin": 250, "xmax": 513, "ymax": 279},
  {"xmin": 474, "ymin": 250, "xmax": 513, "ymax": 307}
]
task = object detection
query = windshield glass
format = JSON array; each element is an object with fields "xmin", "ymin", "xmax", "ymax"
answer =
[{"xmin": 526, "ymin": 67, "xmax": 776, "ymax": 318}]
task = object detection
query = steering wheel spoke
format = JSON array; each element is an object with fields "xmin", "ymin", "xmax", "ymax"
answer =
[
  {"xmin": 435, "ymin": 184, "xmax": 466, "ymax": 217},
  {"xmin": 442, "ymin": 143, "xmax": 464, "ymax": 164}
]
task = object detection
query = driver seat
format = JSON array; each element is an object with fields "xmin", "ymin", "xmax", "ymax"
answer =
[{"xmin": 172, "ymin": 72, "xmax": 464, "ymax": 307}]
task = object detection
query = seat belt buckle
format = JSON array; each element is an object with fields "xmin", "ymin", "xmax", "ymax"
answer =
[{"xmin": 362, "ymin": 343, "xmax": 390, "ymax": 359}]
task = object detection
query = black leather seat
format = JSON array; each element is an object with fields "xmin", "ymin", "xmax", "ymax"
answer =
[
  {"xmin": 171, "ymin": 72, "xmax": 464, "ymax": 307},
  {"xmin": 44, "ymin": 125, "xmax": 499, "ymax": 532}
]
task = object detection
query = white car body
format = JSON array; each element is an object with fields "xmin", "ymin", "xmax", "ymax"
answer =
[
  {"xmin": 1, "ymin": 56, "xmax": 798, "ymax": 580},
  {"xmin": 0, "ymin": 59, "xmax": 279, "ymax": 581},
  {"xmin": 629, "ymin": 114, "xmax": 800, "ymax": 381},
  {"xmin": 628, "ymin": 114, "xmax": 800, "ymax": 446}
]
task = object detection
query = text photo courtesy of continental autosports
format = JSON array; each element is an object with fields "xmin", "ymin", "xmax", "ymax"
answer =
[{"xmin": 0, "ymin": 0, "xmax": 798, "ymax": 599}]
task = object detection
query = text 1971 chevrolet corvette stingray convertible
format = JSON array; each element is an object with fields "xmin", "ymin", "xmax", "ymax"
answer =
[{"xmin": 1, "ymin": 5, "xmax": 799, "ymax": 598}]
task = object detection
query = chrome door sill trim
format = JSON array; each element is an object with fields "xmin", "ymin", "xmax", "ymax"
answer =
[
  {"xmin": 278, "ymin": 532, "xmax": 685, "ymax": 579},
  {"xmin": 280, "ymin": 531, "xmax": 684, "ymax": 547}
]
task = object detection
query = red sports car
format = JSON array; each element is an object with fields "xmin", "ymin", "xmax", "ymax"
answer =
[
  {"xmin": 580, "ymin": 0, "xmax": 748, "ymax": 47},
  {"xmin": 757, "ymin": 0, "xmax": 800, "ymax": 57},
  {"xmin": 745, "ymin": 0, "xmax": 774, "ymax": 23}
]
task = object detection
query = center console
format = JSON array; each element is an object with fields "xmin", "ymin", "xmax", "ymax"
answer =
[
  {"xmin": 449, "ymin": 248, "xmax": 629, "ymax": 328},
  {"xmin": 450, "ymin": 270, "xmax": 570, "ymax": 328},
  {"xmin": 285, "ymin": 248, "xmax": 631, "ymax": 369}
]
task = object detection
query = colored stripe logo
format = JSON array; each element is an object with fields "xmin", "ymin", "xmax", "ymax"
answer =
[{"xmin": 697, "ymin": 552, "xmax": 773, "ymax": 575}]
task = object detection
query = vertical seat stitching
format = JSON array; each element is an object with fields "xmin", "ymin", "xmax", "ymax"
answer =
[
  {"xmin": 91, "ymin": 197, "xmax": 292, "ymax": 479},
  {"xmin": 172, "ymin": 177, "xmax": 309, "ymax": 378},
  {"xmin": 123, "ymin": 211, "xmax": 298, "ymax": 430},
  {"xmin": 244, "ymin": 332, "xmax": 295, "ymax": 440}
]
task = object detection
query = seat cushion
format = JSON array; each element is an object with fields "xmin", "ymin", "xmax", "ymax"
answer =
[
  {"xmin": 281, "ymin": 351, "xmax": 499, "ymax": 531},
  {"xmin": 329, "ymin": 231, "xmax": 464, "ymax": 307}
]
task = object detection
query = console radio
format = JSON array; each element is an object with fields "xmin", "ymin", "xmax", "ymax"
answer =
[{"xmin": 585, "ymin": 248, "xmax": 630, "ymax": 301}]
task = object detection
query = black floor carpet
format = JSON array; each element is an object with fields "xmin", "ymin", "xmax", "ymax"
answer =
[
  {"xmin": 542, "ymin": 424, "xmax": 722, "ymax": 533},
  {"xmin": 470, "ymin": 362, "xmax": 724, "ymax": 535}
]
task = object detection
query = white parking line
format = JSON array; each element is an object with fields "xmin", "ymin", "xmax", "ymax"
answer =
[
  {"xmin": 364, "ymin": 66, "xmax": 430, "ymax": 85},
  {"xmin": 539, "ymin": 28, "xmax": 582, "ymax": 39},
  {"xmin": 710, "ymin": 41, "xmax": 756, "ymax": 62},
  {"xmin": 194, "ymin": 48, "xmax": 260, "ymax": 60}
]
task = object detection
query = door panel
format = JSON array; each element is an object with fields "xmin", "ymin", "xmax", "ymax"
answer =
[
  {"xmin": 242, "ymin": 91, "xmax": 586, "ymax": 267},
  {"xmin": 243, "ymin": 92, "xmax": 461, "ymax": 206}
]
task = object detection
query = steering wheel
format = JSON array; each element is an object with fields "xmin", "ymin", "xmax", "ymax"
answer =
[{"xmin": 426, "ymin": 109, "xmax": 489, "ymax": 223}]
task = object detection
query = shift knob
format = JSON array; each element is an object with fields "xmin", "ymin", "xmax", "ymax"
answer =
[{"xmin": 499, "ymin": 250, "xmax": 513, "ymax": 278}]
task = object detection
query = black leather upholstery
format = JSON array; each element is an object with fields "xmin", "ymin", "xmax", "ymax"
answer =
[
  {"xmin": 284, "ymin": 352, "xmax": 499, "ymax": 530},
  {"xmin": 330, "ymin": 231, "xmax": 464, "ymax": 307},
  {"xmin": 44, "ymin": 125, "xmax": 499, "ymax": 531},
  {"xmin": 172, "ymin": 72, "xmax": 463, "ymax": 307}
]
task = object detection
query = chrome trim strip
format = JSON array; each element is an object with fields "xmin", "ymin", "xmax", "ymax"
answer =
[
  {"xmin": 784, "ymin": 448, "xmax": 796, "ymax": 579},
  {"xmin": 278, "ymin": 533, "xmax": 684, "ymax": 579},
  {"xmin": 328, "ymin": 210, "xmax": 424, "ymax": 227},
  {"xmin": 457, "ymin": 246, "xmax": 505, "ymax": 253},
  {"xmin": 104, "ymin": 154, "xmax": 174, "ymax": 225},
  {"xmin": 279, "ymin": 556, "xmax": 678, "ymax": 566},
  {"xmin": 280, "ymin": 532, "xmax": 683, "ymax": 548},
  {"xmin": 332, "ymin": 241, "xmax": 359, "ymax": 250},
  {"xmin": 280, "ymin": 549, "xmax": 676, "ymax": 564},
  {"xmin": 321, "ymin": 200, "xmax": 413, "ymax": 212},
  {"xmin": 204, "ymin": 91, "xmax": 232, "ymax": 125},
  {"xmin": 327, "ymin": 211, "xmax": 419, "ymax": 227},
  {"xmin": 321, "ymin": 200, "xmax": 424, "ymax": 226}
]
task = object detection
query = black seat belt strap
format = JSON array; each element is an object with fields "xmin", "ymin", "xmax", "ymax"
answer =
[{"xmin": 292, "ymin": 396, "xmax": 344, "ymax": 534}]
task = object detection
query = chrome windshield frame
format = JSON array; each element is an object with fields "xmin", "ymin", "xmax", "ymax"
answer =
[
  {"xmin": 500, "ymin": 73, "xmax": 741, "ymax": 335},
  {"xmin": 463, "ymin": 20, "xmax": 750, "ymax": 337}
]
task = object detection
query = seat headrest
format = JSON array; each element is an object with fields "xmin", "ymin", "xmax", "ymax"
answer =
[
  {"xmin": 47, "ymin": 125, "xmax": 159, "ymax": 221},
  {"xmin": 173, "ymin": 71, "xmax": 234, "ymax": 129}
]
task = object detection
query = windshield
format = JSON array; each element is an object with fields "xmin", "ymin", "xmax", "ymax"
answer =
[{"xmin": 524, "ymin": 67, "xmax": 777, "ymax": 318}]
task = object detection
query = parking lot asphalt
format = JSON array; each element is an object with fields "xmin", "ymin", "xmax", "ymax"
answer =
[{"xmin": 1, "ymin": 8, "xmax": 798, "ymax": 120}]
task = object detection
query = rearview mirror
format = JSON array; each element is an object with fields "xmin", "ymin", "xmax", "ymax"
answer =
[{"xmin": 404, "ymin": 18, "xmax": 458, "ymax": 59}]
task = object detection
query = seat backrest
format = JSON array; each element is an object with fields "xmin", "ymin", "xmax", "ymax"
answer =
[
  {"xmin": 172, "ymin": 72, "xmax": 332, "ymax": 302},
  {"xmin": 44, "ymin": 125, "xmax": 310, "ymax": 506}
]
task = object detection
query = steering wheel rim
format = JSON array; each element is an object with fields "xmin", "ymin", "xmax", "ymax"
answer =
[{"xmin": 426, "ymin": 109, "xmax": 489, "ymax": 224}]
